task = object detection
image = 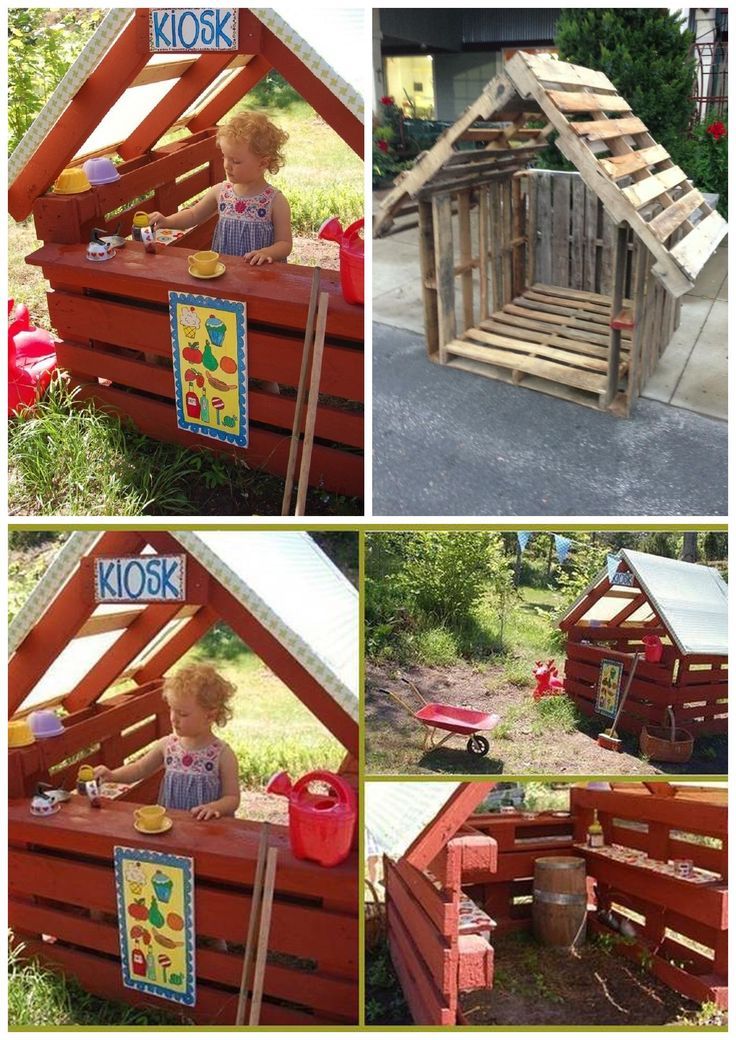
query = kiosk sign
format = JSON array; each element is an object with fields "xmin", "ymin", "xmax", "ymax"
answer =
[
  {"xmin": 149, "ymin": 9, "xmax": 238, "ymax": 52},
  {"xmin": 94, "ymin": 555, "xmax": 186, "ymax": 603}
]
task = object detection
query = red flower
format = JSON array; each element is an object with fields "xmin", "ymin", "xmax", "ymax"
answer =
[
  {"xmin": 707, "ymin": 121, "xmax": 727, "ymax": 141},
  {"xmin": 377, "ymin": 140, "xmax": 389, "ymax": 153},
  {"xmin": 380, "ymin": 96, "xmax": 394, "ymax": 106}
]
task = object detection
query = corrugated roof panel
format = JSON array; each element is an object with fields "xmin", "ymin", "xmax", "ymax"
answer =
[
  {"xmin": 365, "ymin": 781, "xmax": 463, "ymax": 860},
  {"xmin": 622, "ymin": 549, "xmax": 728, "ymax": 655}
]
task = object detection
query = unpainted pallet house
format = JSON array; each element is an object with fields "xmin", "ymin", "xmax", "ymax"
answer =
[
  {"xmin": 560, "ymin": 549, "xmax": 728, "ymax": 739},
  {"xmin": 9, "ymin": 8, "xmax": 364, "ymax": 495},
  {"xmin": 369, "ymin": 780, "xmax": 727, "ymax": 1025},
  {"xmin": 9, "ymin": 530, "xmax": 359, "ymax": 1025},
  {"xmin": 374, "ymin": 51, "xmax": 727, "ymax": 414}
]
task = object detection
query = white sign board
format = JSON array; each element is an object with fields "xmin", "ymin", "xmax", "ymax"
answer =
[
  {"xmin": 149, "ymin": 9, "xmax": 238, "ymax": 52},
  {"xmin": 94, "ymin": 555, "xmax": 187, "ymax": 603}
]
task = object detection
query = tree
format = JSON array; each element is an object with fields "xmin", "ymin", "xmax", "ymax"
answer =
[
  {"xmin": 553, "ymin": 9, "xmax": 696, "ymax": 158},
  {"xmin": 680, "ymin": 532, "xmax": 699, "ymax": 563}
]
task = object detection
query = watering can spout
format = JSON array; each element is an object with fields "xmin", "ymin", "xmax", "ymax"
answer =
[
  {"xmin": 318, "ymin": 216, "xmax": 344, "ymax": 244},
  {"xmin": 265, "ymin": 770, "xmax": 293, "ymax": 798}
]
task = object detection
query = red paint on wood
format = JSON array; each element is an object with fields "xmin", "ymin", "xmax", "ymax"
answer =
[
  {"xmin": 130, "ymin": 608, "xmax": 217, "ymax": 685},
  {"xmin": 388, "ymin": 861, "xmax": 457, "ymax": 991},
  {"xmin": 457, "ymin": 934, "xmax": 494, "ymax": 992},
  {"xmin": 260, "ymin": 28, "xmax": 362, "ymax": 157},
  {"xmin": 71, "ymin": 381, "xmax": 363, "ymax": 497},
  {"xmin": 394, "ymin": 858, "xmax": 458, "ymax": 934},
  {"xmin": 119, "ymin": 53, "xmax": 235, "ymax": 159},
  {"xmin": 9, "ymin": 13, "xmax": 151, "ymax": 221},
  {"xmin": 9, "ymin": 532, "xmax": 147, "ymax": 716},
  {"xmin": 187, "ymin": 55, "xmax": 272, "ymax": 134},
  {"xmin": 63, "ymin": 604, "xmax": 183, "ymax": 714},
  {"xmin": 405, "ymin": 783, "xmax": 495, "ymax": 871}
]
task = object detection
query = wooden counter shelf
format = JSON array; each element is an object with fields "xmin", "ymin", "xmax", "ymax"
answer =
[
  {"xmin": 9, "ymin": 798, "xmax": 358, "ymax": 1024},
  {"xmin": 26, "ymin": 242, "xmax": 364, "ymax": 497}
]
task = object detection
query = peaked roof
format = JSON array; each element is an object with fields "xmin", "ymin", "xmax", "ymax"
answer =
[
  {"xmin": 365, "ymin": 782, "xmax": 494, "ymax": 864},
  {"xmin": 9, "ymin": 530, "xmax": 358, "ymax": 734},
  {"xmin": 560, "ymin": 548, "xmax": 728, "ymax": 656},
  {"xmin": 374, "ymin": 50, "xmax": 726, "ymax": 296},
  {"xmin": 9, "ymin": 7, "xmax": 363, "ymax": 221}
]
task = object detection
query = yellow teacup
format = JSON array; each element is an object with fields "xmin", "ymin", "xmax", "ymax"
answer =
[
  {"xmin": 189, "ymin": 250, "xmax": 219, "ymax": 275},
  {"xmin": 134, "ymin": 804, "xmax": 166, "ymax": 831}
]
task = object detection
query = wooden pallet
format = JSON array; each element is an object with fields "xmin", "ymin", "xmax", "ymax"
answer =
[{"xmin": 443, "ymin": 283, "xmax": 631, "ymax": 411}]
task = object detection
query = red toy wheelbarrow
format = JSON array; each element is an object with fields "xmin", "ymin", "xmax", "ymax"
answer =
[{"xmin": 378, "ymin": 677, "xmax": 501, "ymax": 756}]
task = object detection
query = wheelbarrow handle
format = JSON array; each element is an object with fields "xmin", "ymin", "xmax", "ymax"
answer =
[
  {"xmin": 376, "ymin": 680, "xmax": 426, "ymax": 717},
  {"xmin": 400, "ymin": 676, "xmax": 429, "ymax": 705}
]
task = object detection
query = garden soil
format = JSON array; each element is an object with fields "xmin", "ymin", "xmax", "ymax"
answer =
[
  {"xmin": 365, "ymin": 662, "xmax": 726, "ymax": 775},
  {"xmin": 459, "ymin": 933, "xmax": 700, "ymax": 1026}
]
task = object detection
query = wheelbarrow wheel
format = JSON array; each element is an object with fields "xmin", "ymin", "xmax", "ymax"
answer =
[{"xmin": 467, "ymin": 735, "xmax": 490, "ymax": 756}]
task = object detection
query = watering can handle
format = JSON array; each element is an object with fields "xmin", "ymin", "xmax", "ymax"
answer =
[{"xmin": 291, "ymin": 771, "xmax": 355, "ymax": 808}]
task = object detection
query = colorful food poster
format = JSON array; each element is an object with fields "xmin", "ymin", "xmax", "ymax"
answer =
[
  {"xmin": 114, "ymin": 847, "xmax": 196, "ymax": 1006},
  {"xmin": 169, "ymin": 291, "xmax": 248, "ymax": 448},
  {"xmin": 595, "ymin": 658, "xmax": 624, "ymax": 718}
]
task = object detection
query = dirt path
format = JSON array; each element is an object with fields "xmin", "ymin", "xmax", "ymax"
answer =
[
  {"xmin": 366, "ymin": 662, "xmax": 725, "ymax": 775},
  {"xmin": 460, "ymin": 932, "xmax": 703, "ymax": 1026}
]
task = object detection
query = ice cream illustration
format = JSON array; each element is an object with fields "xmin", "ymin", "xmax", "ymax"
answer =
[
  {"xmin": 126, "ymin": 860, "xmax": 148, "ymax": 896},
  {"xmin": 180, "ymin": 306, "xmax": 201, "ymax": 340},
  {"xmin": 151, "ymin": 870, "xmax": 174, "ymax": 904},
  {"xmin": 205, "ymin": 313, "xmax": 227, "ymax": 346}
]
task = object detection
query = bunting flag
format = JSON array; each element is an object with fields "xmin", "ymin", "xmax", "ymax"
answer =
[
  {"xmin": 517, "ymin": 531, "xmax": 532, "ymax": 552},
  {"xmin": 606, "ymin": 553, "xmax": 620, "ymax": 583},
  {"xmin": 554, "ymin": 534, "xmax": 573, "ymax": 564}
]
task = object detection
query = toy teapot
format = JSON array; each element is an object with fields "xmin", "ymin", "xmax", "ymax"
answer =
[{"xmin": 87, "ymin": 231, "xmax": 116, "ymax": 262}]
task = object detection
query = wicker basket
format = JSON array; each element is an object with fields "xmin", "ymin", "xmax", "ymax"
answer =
[
  {"xmin": 640, "ymin": 707, "xmax": 694, "ymax": 764},
  {"xmin": 365, "ymin": 878, "xmax": 386, "ymax": 951}
]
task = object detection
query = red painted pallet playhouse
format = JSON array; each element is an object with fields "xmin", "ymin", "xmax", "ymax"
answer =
[
  {"xmin": 9, "ymin": 530, "xmax": 359, "ymax": 1025},
  {"xmin": 8, "ymin": 9, "xmax": 364, "ymax": 498},
  {"xmin": 560, "ymin": 549, "xmax": 728, "ymax": 738},
  {"xmin": 373, "ymin": 781, "xmax": 727, "ymax": 1024}
]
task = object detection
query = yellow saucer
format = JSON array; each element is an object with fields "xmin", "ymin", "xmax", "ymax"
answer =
[
  {"xmin": 134, "ymin": 816, "xmax": 173, "ymax": 835},
  {"xmin": 188, "ymin": 262, "xmax": 226, "ymax": 279}
]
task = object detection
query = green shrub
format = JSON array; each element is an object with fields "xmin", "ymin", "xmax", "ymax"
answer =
[
  {"xmin": 414, "ymin": 626, "xmax": 459, "ymax": 666},
  {"xmin": 672, "ymin": 114, "xmax": 728, "ymax": 217},
  {"xmin": 504, "ymin": 658, "xmax": 533, "ymax": 688}
]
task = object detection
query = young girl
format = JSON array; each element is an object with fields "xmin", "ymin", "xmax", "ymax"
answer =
[
  {"xmin": 147, "ymin": 111, "xmax": 292, "ymax": 265},
  {"xmin": 94, "ymin": 663, "xmax": 240, "ymax": 820}
]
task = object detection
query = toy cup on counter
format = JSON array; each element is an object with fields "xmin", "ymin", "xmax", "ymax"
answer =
[
  {"xmin": 189, "ymin": 250, "xmax": 220, "ymax": 276},
  {"xmin": 673, "ymin": 859, "xmax": 693, "ymax": 879},
  {"xmin": 134, "ymin": 805, "xmax": 166, "ymax": 832}
]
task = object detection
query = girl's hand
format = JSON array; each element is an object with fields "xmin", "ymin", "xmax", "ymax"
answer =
[
  {"xmin": 147, "ymin": 211, "xmax": 165, "ymax": 229},
  {"xmin": 191, "ymin": 803, "xmax": 221, "ymax": 821},
  {"xmin": 243, "ymin": 248, "xmax": 273, "ymax": 266},
  {"xmin": 93, "ymin": 765, "xmax": 112, "ymax": 782}
]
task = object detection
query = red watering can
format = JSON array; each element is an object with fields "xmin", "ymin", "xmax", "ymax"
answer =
[
  {"xmin": 266, "ymin": 769, "xmax": 357, "ymax": 867},
  {"xmin": 642, "ymin": 634, "xmax": 664, "ymax": 663},
  {"xmin": 318, "ymin": 216, "xmax": 364, "ymax": 305}
]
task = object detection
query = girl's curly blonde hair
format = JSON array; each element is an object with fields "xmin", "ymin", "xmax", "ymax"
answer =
[
  {"xmin": 163, "ymin": 663, "xmax": 235, "ymax": 727},
  {"xmin": 216, "ymin": 111, "xmax": 289, "ymax": 175}
]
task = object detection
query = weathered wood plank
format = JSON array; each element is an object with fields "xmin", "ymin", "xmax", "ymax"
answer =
[
  {"xmin": 569, "ymin": 116, "xmax": 648, "ymax": 140},
  {"xmin": 670, "ymin": 211, "xmax": 728, "ymax": 281},
  {"xmin": 547, "ymin": 90, "xmax": 631, "ymax": 114},
  {"xmin": 599, "ymin": 144, "xmax": 670, "ymax": 179},
  {"xmin": 432, "ymin": 193, "xmax": 457, "ymax": 362},
  {"xmin": 621, "ymin": 166, "xmax": 689, "ymax": 209}
]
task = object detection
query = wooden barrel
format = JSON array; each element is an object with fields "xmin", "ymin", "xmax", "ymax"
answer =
[{"xmin": 532, "ymin": 856, "xmax": 587, "ymax": 948}]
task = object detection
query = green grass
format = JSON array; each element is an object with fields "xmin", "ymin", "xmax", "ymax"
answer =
[{"xmin": 9, "ymin": 939, "xmax": 186, "ymax": 1026}]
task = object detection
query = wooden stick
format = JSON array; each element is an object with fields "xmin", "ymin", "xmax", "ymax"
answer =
[
  {"xmin": 248, "ymin": 846, "xmax": 279, "ymax": 1026},
  {"xmin": 281, "ymin": 266, "xmax": 321, "ymax": 515},
  {"xmin": 294, "ymin": 291, "xmax": 329, "ymax": 516},
  {"xmin": 235, "ymin": 822, "xmax": 269, "ymax": 1026},
  {"xmin": 608, "ymin": 653, "xmax": 640, "ymax": 735}
]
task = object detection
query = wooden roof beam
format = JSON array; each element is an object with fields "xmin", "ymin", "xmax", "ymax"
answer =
[
  {"xmin": 9, "ymin": 531, "xmax": 148, "ymax": 717},
  {"xmin": 185, "ymin": 54, "xmax": 271, "ymax": 134},
  {"xmin": 8, "ymin": 10, "xmax": 151, "ymax": 222},
  {"xmin": 126, "ymin": 605, "xmax": 218, "ymax": 686},
  {"xmin": 118, "ymin": 51, "xmax": 238, "ymax": 160}
]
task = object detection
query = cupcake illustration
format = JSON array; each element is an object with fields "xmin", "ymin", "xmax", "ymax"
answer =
[
  {"xmin": 205, "ymin": 313, "xmax": 227, "ymax": 347},
  {"xmin": 151, "ymin": 869, "xmax": 174, "ymax": 903},
  {"xmin": 180, "ymin": 305, "xmax": 201, "ymax": 340}
]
